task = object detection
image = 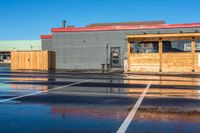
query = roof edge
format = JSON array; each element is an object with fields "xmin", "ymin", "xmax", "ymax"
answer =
[
  {"xmin": 51, "ymin": 23, "xmax": 200, "ymax": 33},
  {"xmin": 40, "ymin": 35, "xmax": 53, "ymax": 39}
]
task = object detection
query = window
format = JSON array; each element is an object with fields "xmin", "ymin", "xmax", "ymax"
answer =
[
  {"xmin": 130, "ymin": 41, "xmax": 159, "ymax": 53},
  {"xmin": 163, "ymin": 40, "xmax": 191, "ymax": 52},
  {"xmin": 195, "ymin": 40, "xmax": 200, "ymax": 52}
]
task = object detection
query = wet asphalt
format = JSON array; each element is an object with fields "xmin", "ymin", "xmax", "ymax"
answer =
[{"xmin": 0, "ymin": 65, "xmax": 200, "ymax": 133}]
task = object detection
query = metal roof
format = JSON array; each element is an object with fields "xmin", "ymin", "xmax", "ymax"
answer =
[
  {"xmin": 0, "ymin": 40, "xmax": 41, "ymax": 51},
  {"xmin": 51, "ymin": 23, "xmax": 200, "ymax": 33}
]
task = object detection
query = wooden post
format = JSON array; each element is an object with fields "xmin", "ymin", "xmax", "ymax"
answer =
[
  {"xmin": 192, "ymin": 38, "xmax": 195, "ymax": 72},
  {"xmin": 159, "ymin": 40, "xmax": 162, "ymax": 72},
  {"xmin": 127, "ymin": 41, "xmax": 131, "ymax": 72}
]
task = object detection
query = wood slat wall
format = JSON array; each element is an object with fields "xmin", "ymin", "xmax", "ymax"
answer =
[
  {"xmin": 162, "ymin": 53, "xmax": 193, "ymax": 72},
  {"xmin": 194, "ymin": 53, "xmax": 200, "ymax": 72},
  {"xmin": 11, "ymin": 51, "xmax": 55, "ymax": 70},
  {"xmin": 129, "ymin": 52, "xmax": 200, "ymax": 72},
  {"xmin": 129, "ymin": 53, "xmax": 160, "ymax": 72}
]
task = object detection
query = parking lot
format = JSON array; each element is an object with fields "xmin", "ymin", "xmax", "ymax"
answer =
[{"xmin": 0, "ymin": 66, "xmax": 200, "ymax": 133}]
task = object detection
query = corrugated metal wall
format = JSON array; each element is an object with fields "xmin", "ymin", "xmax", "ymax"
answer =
[{"xmin": 42, "ymin": 27, "xmax": 200, "ymax": 70}]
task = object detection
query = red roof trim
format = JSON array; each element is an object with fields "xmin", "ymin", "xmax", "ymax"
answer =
[
  {"xmin": 51, "ymin": 23, "xmax": 200, "ymax": 32},
  {"xmin": 40, "ymin": 35, "xmax": 53, "ymax": 39}
]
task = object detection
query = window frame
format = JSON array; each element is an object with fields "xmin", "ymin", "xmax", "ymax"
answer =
[
  {"xmin": 162, "ymin": 40, "xmax": 192, "ymax": 53},
  {"xmin": 195, "ymin": 40, "xmax": 200, "ymax": 52},
  {"xmin": 130, "ymin": 41, "xmax": 159, "ymax": 54}
]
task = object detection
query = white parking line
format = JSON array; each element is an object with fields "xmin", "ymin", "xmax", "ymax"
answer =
[
  {"xmin": 116, "ymin": 81, "xmax": 152, "ymax": 133},
  {"xmin": 0, "ymin": 79, "xmax": 92, "ymax": 103}
]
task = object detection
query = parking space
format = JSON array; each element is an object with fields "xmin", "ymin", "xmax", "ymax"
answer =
[{"xmin": 0, "ymin": 69, "xmax": 200, "ymax": 133}]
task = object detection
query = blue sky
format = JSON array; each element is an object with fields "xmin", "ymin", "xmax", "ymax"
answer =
[{"xmin": 0, "ymin": 0, "xmax": 199, "ymax": 40}]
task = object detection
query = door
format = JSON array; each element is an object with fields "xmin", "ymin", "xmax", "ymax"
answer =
[{"xmin": 110, "ymin": 47, "xmax": 121, "ymax": 67}]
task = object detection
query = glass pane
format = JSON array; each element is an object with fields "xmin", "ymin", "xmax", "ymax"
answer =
[
  {"xmin": 195, "ymin": 40, "xmax": 200, "ymax": 52},
  {"xmin": 130, "ymin": 41, "xmax": 159, "ymax": 53},
  {"xmin": 163, "ymin": 40, "xmax": 191, "ymax": 52}
]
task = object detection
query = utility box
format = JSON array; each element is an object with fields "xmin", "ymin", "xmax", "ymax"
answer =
[{"xmin": 11, "ymin": 51, "xmax": 55, "ymax": 70}]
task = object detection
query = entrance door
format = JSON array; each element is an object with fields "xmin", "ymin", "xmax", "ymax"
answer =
[{"xmin": 110, "ymin": 47, "xmax": 121, "ymax": 67}]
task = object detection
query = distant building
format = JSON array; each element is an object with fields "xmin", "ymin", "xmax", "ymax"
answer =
[{"xmin": 0, "ymin": 40, "xmax": 41, "ymax": 63}]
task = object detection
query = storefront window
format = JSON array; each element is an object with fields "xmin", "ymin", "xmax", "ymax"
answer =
[
  {"xmin": 195, "ymin": 40, "xmax": 200, "ymax": 52},
  {"xmin": 130, "ymin": 41, "xmax": 159, "ymax": 53},
  {"xmin": 163, "ymin": 40, "xmax": 191, "ymax": 52}
]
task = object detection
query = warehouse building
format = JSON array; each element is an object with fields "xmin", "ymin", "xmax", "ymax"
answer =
[
  {"xmin": 41, "ymin": 21, "xmax": 200, "ymax": 72},
  {"xmin": 0, "ymin": 40, "xmax": 41, "ymax": 63}
]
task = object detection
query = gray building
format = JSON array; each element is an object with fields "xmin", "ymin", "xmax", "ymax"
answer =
[{"xmin": 41, "ymin": 21, "xmax": 200, "ymax": 70}]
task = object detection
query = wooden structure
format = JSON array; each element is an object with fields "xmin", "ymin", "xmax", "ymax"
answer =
[
  {"xmin": 127, "ymin": 33, "xmax": 200, "ymax": 73},
  {"xmin": 11, "ymin": 51, "xmax": 55, "ymax": 70}
]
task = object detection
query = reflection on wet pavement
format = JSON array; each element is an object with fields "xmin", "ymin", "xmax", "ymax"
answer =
[
  {"xmin": 0, "ymin": 68, "xmax": 200, "ymax": 132},
  {"xmin": 126, "ymin": 74, "xmax": 200, "ymax": 99},
  {"xmin": 0, "ymin": 103, "xmax": 130, "ymax": 133}
]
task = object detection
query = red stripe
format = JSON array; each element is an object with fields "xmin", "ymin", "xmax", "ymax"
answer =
[
  {"xmin": 40, "ymin": 35, "xmax": 53, "ymax": 39},
  {"xmin": 51, "ymin": 23, "xmax": 200, "ymax": 32}
]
